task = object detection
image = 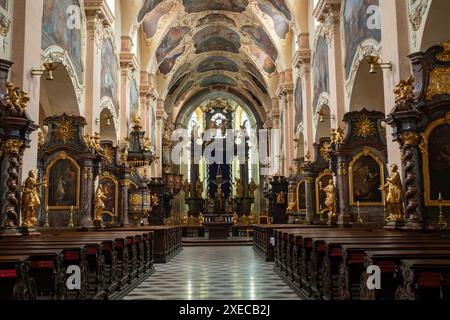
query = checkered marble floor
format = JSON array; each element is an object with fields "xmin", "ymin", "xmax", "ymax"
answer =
[{"xmin": 124, "ymin": 246, "xmax": 301, "ymax": 300}]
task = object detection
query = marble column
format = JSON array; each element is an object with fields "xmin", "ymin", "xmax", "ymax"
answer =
[
  {"xmin": 154, "ymin": 99, "xmax": 166, "ymax": 178},
  {"xmin": 80, "ymin": 163, "xmax": 94, "ymax": 228},
  {"xmin": 120, "ymin": 174, "xmax": 131, "ymax": 226},
  {"xmin": 303, "ymin": 161, "xmax": 315, "ymax": 223},
  {"xmin": 336, "ymin": 153, "xmax": 351, "ymax": 226},
  {"xmin": 10, "ymin": 0, "xmax": 44, "ymax": 178}
]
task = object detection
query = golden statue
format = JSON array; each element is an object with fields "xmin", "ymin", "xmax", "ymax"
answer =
[
  {"xmin": 235, "ymin": 178, "xmax": 245, "ymax": 198},
  {"xmin": 197, "ymin": 212, "xmax": 205, "ymax": 225},
  {"xmin": 276, "ymin": 192, "xmax": 286, "ymax": 204},
  {"xmin": 319, "ymin": 179, "xmax": 337, "ymax": 217},
  {"xmin": 330, "ymin": 127, "xmax": 344, "ymax": 145},
  {"xmin": 248, "ymin": 179, "xmax": 258, "ymax": 198},
  {"xmin": 394, "ymin": 76, "xmax": 414, "ymax": 105},
  {"xmin": 6, "ymin": 82, "xmax": 29, "ymax": 113},
  {"xmin": 232, "ymin": 212, "xmax": 239, "ymax": 225},
  {"xmin": 181, "ymin": 214, "xmax": 188, "ymax": 225},
  {"xmin": 380, "ymin": 164, "xmax": 404, "ymax": 222},
  {"xmin": 94, "ymin": 185, "xmax": 107, "ymax": 222},
  {"xmin": 195, "ymin": 180, "xmax": 204, "ymax": 198},
  {"xmin": 143, "ymin": 137, "xmax": 152, "ymax": 152},
  {"xmin": 183, "ymin": 179, "xmax": 190, "ymax": 198},
  {"xmin": 21, "ymin": 170, "xmax": 46, "ymax": 228}
]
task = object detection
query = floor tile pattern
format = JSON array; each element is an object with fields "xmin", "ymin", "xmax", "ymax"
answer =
[{"xmin": 124, "ymin": 246, "xmax": 300, "ymax": 300}]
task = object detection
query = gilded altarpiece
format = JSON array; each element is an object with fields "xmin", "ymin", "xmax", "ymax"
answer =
[
  {"xmin": 387, "ymin": 41, "xmax": 450, "ymax": 229},
  {"xmin": 38, "ymin": 114, "xmax": 102, "ymax": 228}
]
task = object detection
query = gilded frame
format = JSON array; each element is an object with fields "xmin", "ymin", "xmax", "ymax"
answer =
[
  {"xmin": 45, "ymin": 151, "xmax": 81, "ymax": 210},
  {"xmin": 99, "ymin": 172, "xmax": 119, "ymax": 218},
  {"xmin": 420, "ymin": 113, "xmax": 450, "ymax": 206},
  {"xmin": 348, "ymin": 148, "xmax": 385, "ymax": 206},
  {"xmin": 315, "ymin": 169, "xmax": 333, "ymax": 213},
  {"xmin": 296, "ymin": 180, "xmax": 306, "ymax": 212}
]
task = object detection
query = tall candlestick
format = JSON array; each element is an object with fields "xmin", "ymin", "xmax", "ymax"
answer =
[{"xmin": 356, "ymin": 201, "xmax": 363, "ymax": 224}]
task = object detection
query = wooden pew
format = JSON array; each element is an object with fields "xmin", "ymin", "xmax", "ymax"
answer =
[
  {"xmin": 396, "ymin": 259, "xmax": 450, "ymax": 300},
  {"xmin": 0, "ymin": 255, "xmax": 35, "ymax": 300},
  {"xmin": 361, "ymin": 249, "xmax": 450, "ymax": 300},
  {"xmin": 337, "ymin": 241, "xmax": 450, "ymax": 300}
]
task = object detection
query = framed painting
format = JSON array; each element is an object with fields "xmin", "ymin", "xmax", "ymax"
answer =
[
  {"xmin": 45, "ymin": 152, "xmax": 80, "ymax": 210},
  {"xmin": 315, "ymin": 169, "xmax": 333, "ymax": 214},
  {"xmin": 296, "ymin": 180, "xmax": 306, "ymax": 212},
  {"xmin": 348, "ymin": 149, "xmax": 384, "ymax": 206},
  {"xmin": 421, "ymin": 114, "xmax": 450, "ymax": 206}
]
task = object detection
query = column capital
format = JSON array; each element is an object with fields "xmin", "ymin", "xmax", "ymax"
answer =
[
  {"xmin": 313, "ymin": 0, "xmax": 341, "ymax": 23},
  {"xmin": 84, "ymin": 0, "xmax": 114, "ymax": 27}
]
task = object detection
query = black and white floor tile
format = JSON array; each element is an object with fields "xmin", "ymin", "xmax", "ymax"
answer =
[{"xmin": 124, "ymin": 246, "xmax": 300, "ymax": 300}]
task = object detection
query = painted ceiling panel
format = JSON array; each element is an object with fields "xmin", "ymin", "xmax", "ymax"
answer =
[
  {"xmin": 156, "ymin": 26, "xmax": 191, "ymax": 64},
  {"xmin": 200, "ymin": 74, "xmax": 237, "ymax": 87},
  {"xmin": 197, "ymin": 56, "xmax": 239, "ymax": 73},
  {"xmin": 196, "ymin": 13, "xmax": 236, "ymax": 27},
  {"xmin": 183, "ymin": 0, "xmax": 249, "ymax": 13},
  {"xmin": 265, "ymin": 0, "xmax": 291, "ymax": 20},
  {"xmin": 242, "ymin": 25, "xmax": 278, "ymax": 62},
  {"xmin": 249, "ymin": 45, "xmax": 276, "ymax": 74},
  {"xmin": 258, "ymin": 2, "xmax": 289, "ymax": 39},
  {"xmin": 159, "ymin": 46, "xmax": 186, "ymax": 75},
  {"xmin": 142, "ymin": 3, "xmax": 174, "ymax": 38},
  {"xmin": 193, "ymin": 26, "xmax": 241, "ymax": 54},
  {"xmin": 138, "ymin": 0, "xmax": 164, "ymax": 22}
]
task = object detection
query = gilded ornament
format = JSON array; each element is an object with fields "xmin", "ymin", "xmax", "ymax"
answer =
[
  {"xmin": 426, "ymin": 67, "xmax": 450, "ymax": 101},
  {"xmin": 102, "ymin": 145, "xmax": 113, "ymax": 165},
  {"xmin": 393, "ymin": 76, "xmax": 415, "ymax": 107},
  {"xmin": 330, "ymin": 127, "xmax": 344, "ymax": 145},
  {"xmin": 436, "ymin": 40, "xmax": 450, "ymax": 62},
  {"xmin": 320, "ymin": 141, "xmax": 331, "ymax": 161},
  {"xmin": 400, "ymin": 132, "xmax": 419, "ymax": 145},
  {"xmin": 151, "ymin": 194, "xmax": 160, "ymax": 207},
  {"xmin": 130, "ymin": 194, "xmax": 142, "ymax": 207},
  {"xmin": 5, "ymin": 82, "xmax": 29, "ymax": 114},
  {"xmin": 276, "ymin": 192, "xmax": 286, "ymax": 204},
  {"xmin": 355, "ymin": 115, "xmax": 376, "ymax": 138},
  {"xmin": 55, "ymin": 119, "xmax": 76, "ymax": 144},
  {"xmin": 4, "ymin": 139, "xmax": 24, "ymax": 153}
]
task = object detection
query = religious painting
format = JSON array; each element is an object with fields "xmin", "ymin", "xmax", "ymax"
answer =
[
  {"xmin": 159, "ymin": 46, "xmax": 185, "ymax": 75},
  {"xmin": 138, "ymin": 0, "xmax": 164, "ymax": 22},
  {"xmin": 200, "ymin": 74, "xmax": 237, "ymax": 88},
  {"xmin": 193, "ymin": 26, "xmax": 241, "ymax": 54},
  {"xmin": 296, "ymin": 180, "xmax": 306, "ymax": 212},
  {"xmin": 183, "ymin": 0, "xmax": 249, "ymax": 13},
  {"xmin": 46, "ymin": 154, "xmax": 80, "ymax": 209},
  {"xmin": 142, "ymin": 2, "xmax": 173, "ymax": 38},
  {"xmin": 349, "ymin": 151, "xmax": 384, "ymax": 206},
  {"xmin": 101, "ymin": 38, "xmax": 119, "ymax": 113},
  {"xmin": 343, "ymin": 0, "xmax": 381, "ymax": 78},
  {"xmin": 242, "ymin": 26, "xmax": 278, "ymax": 62},
  {"xmin": 197, "ymin": 56, "xmax": 239, "ymax": 73},
  {"xmin": 42, "ymin": 0, "xmax": 83, "ymax": 84},
  {"xmin": 312, "ymin": 35, "xmax": 329, "ymax": 110},
  {"xmin": 130, "ymin": 79, "xmax": 139, "ymax": 117},
  {"xmin": 99, "ymin": 175, "xmax": 118, "ymax": 220},
  {"xmin": 315, "ymin": 169, "xmax": 333, "ymax": 214},
  {"xmin": 156, "ymin": 27, "xmax": 190, "ymax": 64},
  {"xmin": 266, "ymin": 0, "xmax": 291, "ymax": 20},
  {"xmin": 197, "ymin": 13, "xmax": 236, "ymax": 28},
  {"xmin": 249, "ymin": 46, "xmax": 276, "ymax": 74},
  {"xmin": 258, "ymin": 2, "xmax": 289, "ymax": 39},
  {"xmin": 176, "ymin": 80, "xmax": 194, "ymax": 103},
  {"xmin": 422, "ymin": 119, "xmax": 450, "ymax": 206},
  {"xmin": 295, "ymin": 79, "xmax": 303, "ymax": 130}
]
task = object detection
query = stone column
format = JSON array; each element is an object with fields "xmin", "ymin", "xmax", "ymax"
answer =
[
  {"xmin": 79, "ymin": 163, "xmax": 94, "ymax": 228},
  {"xmin": 154, "ymin": 99, "xmax": 166, "ymax": 178},
  {"xmin": 120, "ymin": 41, "xmax": 138, "ymax": 139},
  {"xmin": 10, "ymin": 0, "xmax": 44, "ymax": 177},
  {"xmin": 379, "ymin": 0, "xmax": 411, "ymax": 170},
  {"xmin": 120, "ymin": 174, "xmax": 131, "ymax": 226},
  {"xmin": 336, "ymin": 153, "xmax": 351, "ymax": 226}
]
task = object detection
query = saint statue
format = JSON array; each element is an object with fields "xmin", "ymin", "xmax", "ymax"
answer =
[
  {"xmin": 196, "ymin": 180, "xmax": 204, "ymax": 198},
  {"xmin": 380, "ymin": 164, "xmax": 404, "ymax": 222},
  {"xmin": 94, "ymin": 185, "xmax": 107, "ymax": 222},
  {"xmin": 21, "ymin": 170, "xmax": 46, "ymax": 228},
  {"xmin": 248, "ymin": 179, "xmax": 258, "ymax": 198},
  {"xmin": 197, "ymin": 212, "xmax": 205, "ymax": 225},
  {"xmin": 232, "ymin": 212, "xmax": 239, "ymax": 225},
  {"xmin": 319, "ymin": 179, "xmax": 337, "ymax": 217},
  {"xmin": 235, "ymin": 178, "xmax": 245, "ymax": 198},
  {"xmin": 183, "ymin": 179, "xmax": 190, "ymax": 198}
]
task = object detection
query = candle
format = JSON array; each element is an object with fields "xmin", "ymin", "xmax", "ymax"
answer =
[{"xmin": 439, "ymin": 193, "xmax": 442, "ymax": 201}]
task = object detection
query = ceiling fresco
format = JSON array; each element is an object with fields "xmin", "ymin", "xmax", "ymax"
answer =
[
  {"xmin": 168, "ymin": 73, "xmax": 189, "ymax": 95},
  {"xmin": 265, "ymin": 0, "xmax": 291, "ymax": 21},
  {"xmin": 142, "ymin": 3, "xmax": 174, "ymax": 38},
  {"xmin": 196, "ymin": 13, "xmax": 236, "ymax": 28},
  {"xmin": 197, "ymin": 56, "xmax": 239, "ymax": 73},
  {"xmin": 176, "ymin": 80, "xmax": 195, "ymax": 102},
  {"xmin": 159, "ymin": 46, "xmax": 186, "ymax": 75},
  {"xmin": 242, "ymin": 25, "xmax": 278, "ymax": 62},
  {"xmin": 193, "ymin": 26, "xmax": 241, "ymax": 54},
  {"xmin": 156, "ymin": 26, "xmax": 191, "ymax": 64},
  {"xmin": 248, "ymin": 72, "xmax": 268, "ymax": 94},
  {"xmin": 183, "ymin": 0, "xmax": 249, "ymax": 13},
  {"xmin": 200, "ymin": 74, "xmax": 238, "ymax": 87},
  {"xmin": 138, "ymin": 0, "xmax": 165, "ymax": 22},
  {"xmin": 258, "ymin": 2, "xmax": 289, "ymax": 39},
  {"xmin": 249, "ymin": 45, "xmax": 276, "ymax": 74}
]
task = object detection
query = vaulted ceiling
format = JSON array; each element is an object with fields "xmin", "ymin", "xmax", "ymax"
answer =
[{"xmin": 130, "ymin": 0, "xmax": 297, "ymax": 120}]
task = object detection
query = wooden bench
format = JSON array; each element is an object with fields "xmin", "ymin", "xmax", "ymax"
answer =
[{"xmin": 0, "ymin": 255, "xmax": 35, "ymax": 300}]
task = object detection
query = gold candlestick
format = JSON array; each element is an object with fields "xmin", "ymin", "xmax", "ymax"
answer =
[
  {"xmin": 438, "ymin": 193, "xmax": 447, "ymax": 229},
  {"xmin": 356, "ymin": 201, "xmax": 363, "ymax": 224},
  {"xmin": 68, "ymin": 206, "xmax": 75, "ymax": 228}
]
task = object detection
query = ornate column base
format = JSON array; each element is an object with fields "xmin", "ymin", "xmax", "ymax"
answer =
[
  {"xmin": 20, "ymin": 227, "xmax": 41, "ymax": 236},
  {"xmin": 79, "ymin": 215, "xmax": 94, "ymax": 229},
  {"xmin": 0, "ymin": 227, "xmax": 22, "ymax": 237}
]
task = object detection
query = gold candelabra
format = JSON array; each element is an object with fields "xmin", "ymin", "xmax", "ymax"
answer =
[
  {"xmin": 356, "ymin": 201, "xmax": 363, "ymax": 224},
  {"xmin": 68, "ymin": 206, "xmax": 75, "ymax": 228},
  {"xmin": 438, "ymin": 193, "xmax": 447, "ymax": 229}
]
